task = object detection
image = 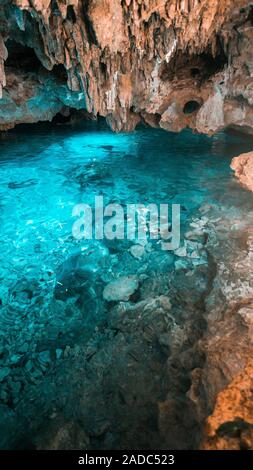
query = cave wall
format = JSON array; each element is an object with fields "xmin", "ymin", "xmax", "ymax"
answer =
[{"xmin": 1, "ymin": 0, "xmax": 253, "ymax": 132}]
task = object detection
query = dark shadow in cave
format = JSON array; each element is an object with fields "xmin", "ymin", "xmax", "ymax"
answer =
[
  {"xmin": 5, "ymin": 40, "xmax": 42, "ymax": 73},
  {"xmin": 81, "ymin": 0, "xmax": 98, "ymax": 46},
  {"xmin": 246, "ymin": 5, "xmax": 253, "ymax": 26},
  {"xmin": 6, "ymin": 40, "xmax": 68, "ymax": 83},
  {"xmin": 183, "ymin": 100, "xmax": 202, "ymax": 115},
  {"xmin": 52, "ymin": 63, "xmax": 68, "ymax": 81},
  {"xmin": 66, "ymin": 4, "xmax": 77, "ymax": 23},
  {"xmin": 159, "ymin": 46, "xmax": 228, "ymax": 83}
]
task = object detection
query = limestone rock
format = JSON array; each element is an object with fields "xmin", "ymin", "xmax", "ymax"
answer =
[
  {"xmin": 103, "ymin": 275, "xmax": 139, "ymax": 302},
  {"xmin": 231, "ymin": 152, "xmax": 253, "ymax": 192},
  {"xmin": 1, "ymin": 1, "xmax": 253, "ymax": 133},
  {"xmin": 202, "ymin": 358, "xmax": 253, "ymax": 450}
]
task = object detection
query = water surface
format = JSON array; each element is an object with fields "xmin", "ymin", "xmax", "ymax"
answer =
[{"xmin": 0, "ymin": 121, "xmax": 253, "ymax": 449}]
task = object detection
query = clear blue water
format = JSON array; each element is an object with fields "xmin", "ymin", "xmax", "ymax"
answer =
[
  {"xmin": 0, "ymin": 122, "xmax": 252, "ymax": 284},
  {"xmin": 0, "ymin": 120, "xmax": 253, "ymax": 449}
]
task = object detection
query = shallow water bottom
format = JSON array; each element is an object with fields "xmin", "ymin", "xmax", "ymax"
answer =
[{"xmin": 0, "ymin": 121, "xmax": 253, "ymax": 449}]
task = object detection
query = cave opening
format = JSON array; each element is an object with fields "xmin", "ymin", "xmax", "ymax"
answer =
[
  {"xmin": 5, "ymin": 39, "xmax": 68, "ymax": 84},
  {"xmin": 5, "ymin": 40, "xmax": 42, "ymax": 73},
  {"xmin": 51, "ymin": 111, "xmax": 73, "ymax": 125},
  {"xmin": 51, "ymin": 108, "xmax": 89, "ymax": 125},
  {"xmin": 183, "ymin": 100, "xmax": 201, "ymax": 115},
  {"xmin": 159, "ymin": 48, "xmax": 228, "ymax": 83},
  {"xmin": 191, "ymin": 67, "xmax": 200, "ymax": 78}
]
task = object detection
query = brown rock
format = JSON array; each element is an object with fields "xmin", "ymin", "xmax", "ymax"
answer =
[
  {"xmin": 231, "ymin": 152, "xmax": 253, "ymax": 192},
  {"xmin": 202, "ymin": 358, "xmax": 253, "ymax": 450},
  {"xmin": 1, "ymin": 1, "xmax": 253, "ymax": 133}
]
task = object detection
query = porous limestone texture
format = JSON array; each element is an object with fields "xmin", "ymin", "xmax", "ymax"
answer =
[
  {"xmin": 231, "ymin": 151, "xmax": 253, "ymax": 192},
  {"xmin": 2, "ymin": 1, "xmax": 253, "ymax": 133}
]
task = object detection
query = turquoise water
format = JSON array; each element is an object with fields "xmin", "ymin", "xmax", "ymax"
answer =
[
  {"xmin": 0, "ymin": 121, "xmax": 253, "ymax": 449},
  {"xmin": 0, "ymin": 122, "xmax": 251, "ymax": 279}
]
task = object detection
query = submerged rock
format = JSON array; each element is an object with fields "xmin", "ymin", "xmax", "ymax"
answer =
[
  {"xmin": 0, "ymin": 367, "xmax": 10, "ymax": 382},
  {"xmin": 103, "ymin": 276, "xmax": 139, "ymax": 302},
  {"xmin": 129, "ymin": 244, "xmax": 145, "ymax": 260},
  {"xmin": 54, "ymin": 243, "xmax": 109, "ymax": 302}
]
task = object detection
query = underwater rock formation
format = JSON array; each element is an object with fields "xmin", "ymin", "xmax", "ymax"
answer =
[
  {"xmin": 103, "ymin": 275, "xmax": 139, "ymax": 302},
  {"xmin": 1, "ymin": 1, "xmax": 253, "ymax": 133}
]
